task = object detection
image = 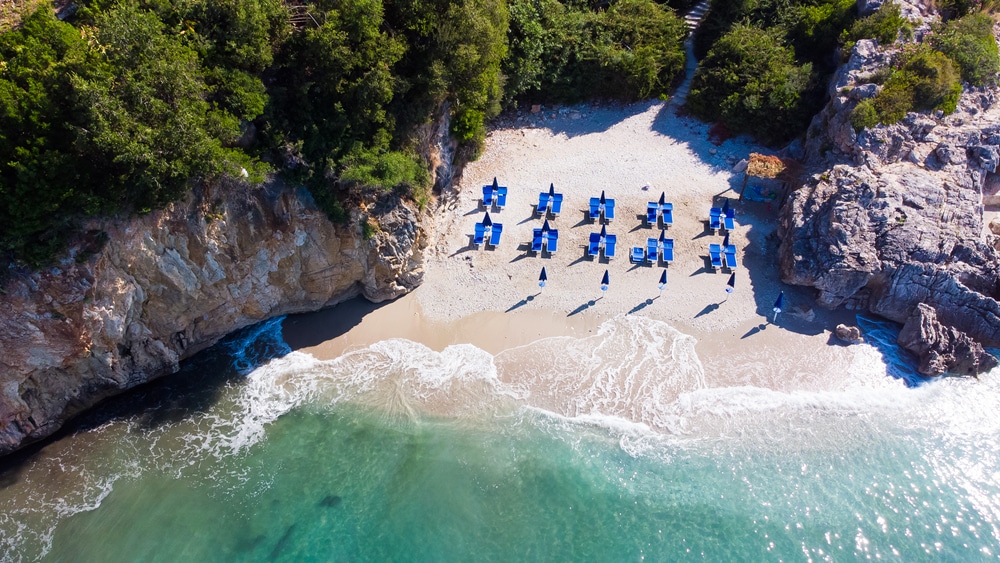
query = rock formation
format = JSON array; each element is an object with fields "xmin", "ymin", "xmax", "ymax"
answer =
[
  {"xmin": 898, "ymin": 303, "xmax": 998, "ymax": 376},
  {"xmin": 779, "ymin": 13, "xmax": 1000, "ymax": 375},
  {"xmin": 0, "ymin": 178, "xmax": 425, "ymax": 455}
]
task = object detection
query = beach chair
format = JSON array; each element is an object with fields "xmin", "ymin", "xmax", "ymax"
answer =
[
  {"xmin": 605, "ymin": 234, "xmax": 617, "ymax": 258},
  {"xmin": 536, "ymin": 192, "xmax": 550, "ymax": 217},
  {"xmin": 531, "ymin": 229, "xmax": 544, "ymax": 253},
  {"xmin": 631, "ymin": 246, "xmax": 645, "ymax": 263},
  {"xmin": 546, "ymin": 230, "xmax": 559, "ymax": 253},
  {"xmin": 604, "ymin": 199, "xmax": 615, "ymax": 221},
  {"xmin": 588, "ymin": 233, "xmax": 601, "ymax": 256},
  {"xmin": 496, "ymin": 186, "xmax": 508, "ymax": 209},
  {"xmin": 473, "ymin": 223, "xmax": 486, "ymax": 247},
  {"xmin": 724, "ymin": 244, "xmax": 737, "ymax": 269},
  {"xmin": 647, "ymin": 238, "xmax": 659, "ymax": 263},
  {"xmin": 709, "ymin": 207, "xmax": 722, "ymax": 232},
  {"xmin": 482, "ymin": 185, "xmax": 495, "ymax": 207},
  {"xmin": 709, "ymin": 243, "xmax": 723, "ymax": 269},
  {"xmin": 589, "ymin": 198, "xmax": 601, "ymax": 221},
  {"xmin": 662, "ymin": 203, "xmax": 674, "ymax": 227},
  {"xmin": 646, "ymin": 202, "xmax": 658, "ymax": 226},
  {"xmin": 489, "ymin": 223, "xmax": 503, "ymax": 246},
  {"xmin": 662, "ymin": 239, "xmax": 674, "ymax": 263},
  {"xmin": 550, "ymin": 193, "xmax": 563, "ymax": 216},
  {"xmin": 723, "ymin": 208, "xmax": 735, "ymax": 232}
]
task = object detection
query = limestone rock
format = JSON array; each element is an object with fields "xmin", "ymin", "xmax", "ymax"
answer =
[
  {"xmin": 897, "ymin": 303, "xmax": 999, "ymax": 376},
  {"xmin": 0, "ymin": 179, "xmax": 424, "ymax": 456},
  {"xmin": 989, "ymin": 216, "xmax": 1000, "ymax": 236},
  {"xmin": 835, "ymin": 324, "xmax": 864, "ymax": 343}
]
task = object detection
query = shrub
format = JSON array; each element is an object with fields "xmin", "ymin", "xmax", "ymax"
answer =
[
  {"xmin": 860, "ymin": 47, "xmax": 963, "ymax": 126},
  {"xmin": 686, "ymin": 24, "xmax": 816, "ymax": 145},
  {"xmin": 930, "ymin": 13, "xmax": 1000, "ymax": 86},
  {"xmin": 841, "ymin": 2, "xmax": 912, "ymax": 48},
  {"xmin": 340, "ymin": 150, "xmax": 429, "ymax": 196},
  {"xmin": 851, "ymin": 99, "xmax": 880, "ymax": 130}
]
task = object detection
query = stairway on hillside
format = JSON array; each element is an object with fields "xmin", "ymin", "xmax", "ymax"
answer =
[{"xmin": 670, "ymin": 0, "xmax": 711, "ymax": 106}]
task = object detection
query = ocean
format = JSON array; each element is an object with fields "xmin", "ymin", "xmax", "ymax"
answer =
[{"xmin": 1, "ymin": 314, "xmax": 999, "ymax": 561}]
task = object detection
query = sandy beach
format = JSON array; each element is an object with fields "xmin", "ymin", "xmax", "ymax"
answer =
[{"xmin": 286, "ymin": 100, "xmax": 879, "ymax": 401}]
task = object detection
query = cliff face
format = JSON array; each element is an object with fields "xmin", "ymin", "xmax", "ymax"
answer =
[
  {"xmin": 0, "ymin": 179, "xmax": 424, "ymax": 455},
  {"xmin": 779, "ymin": 32, "xmax": 1000, "ymax": 375}
]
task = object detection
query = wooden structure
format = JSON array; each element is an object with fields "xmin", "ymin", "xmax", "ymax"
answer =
[{"xmin": 739, "ymin": 153, "xmax": 801, "ymax": 205}]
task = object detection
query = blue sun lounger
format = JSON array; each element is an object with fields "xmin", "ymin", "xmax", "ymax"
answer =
[
  {"xmin": 536, "ymin": 193, "xmax": 550, "ymax": 217},
  {"xmin": 662, "ymin": 239, "xmax": 674, "ymax": 262},
  {"xmin": 531, "ymin": 229, "xmax": 544, "ymax": 252},
  {"xmin": 631, "ymin": 246, "xmax": 645, "ymax": 263},
  {"xmin": 646, "ymin": 203, "xmax": 658, "ymax": 226},
  {"xmin": 496, "ymin": 187, "xmax": 508, "ymax": 209},
  {"xmin": 474, "ymin": 223, "xmax": 486, "ymax": 247},
  {"xmin": 604, "ymin": 199, "xmax": 615, "ymax": 221},
  {"xmin": 589, "ymin": 198, "xmax": 601, "ymax": 221},
  {"xmin": 482, "ymin": 185, "xmax": 494, "ymax": 207},
  {"xmin": 550, "ymin": 193, "xmax": 563, "ymax": 215},
  {"xmin": 724, "ymin": 244, "xmax": 737, "ymax": 268},
  {"xmin": 647, "ymin": 238, "xmax": 659, "ymax": 263},
  {"xmin": 488, "ymin": 223, "xmax": 503, "ymax": 246},
  {"xmin": 605, "ymin": 234, "xmax": 617, "ymax": 258},
  {"xmin": 588, "ymin": 233, "xmax": 601, "ymax": 256},
  {"xmin": 546, "ymin": 230, "xmax": 559, "ymax": 253},
  {"xmin": 709, "ymin": 243, "xmax": 723, "ymax": 268},
  {"xmin": 724, "ymin": 208, "xmax": 735, "ymax": 231},
  {"xmin": 662, "ymin": 203, "xmax": 674, "ymax": 227},
  {"xmin": 709, "ymin": 207, "xmax": 722, "ymax": 232}
]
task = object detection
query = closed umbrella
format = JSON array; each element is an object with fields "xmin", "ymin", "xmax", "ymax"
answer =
[
  {"xmin": 599, "ymin": 190, "xmax": 606, "ymax": 205},
  {"xmin": 601, "ymin": 270, "xmax": 610, "ymax": 293},
  {"xmin": 773, "ymin": 291, "xmax": 784, "ymax": 322},
  {"xmin": 549, "ymin": 183, "xmax": 556, "ymax": 196},
  {"xmin": 658, "ymin": 192, "xmax": 665, "ymax": 206},
  {"xmin": 722, "ymin": 199, "xmax": 730, "ymax": 215},
  {"xmin": 542, "ymin": 220, "xmax": 551, "ymax": 233},
  {"xmin": 539, "ymin": 267, "xmax": 548, "ymax": 289},
  {"xmin": 725, "ymin": 272, "xmax": 736, "ymax": 294},
  {"xmin": 658, "ymin": 269, "xmax": 667, "ymax": 293},
  {"xmin": 482, "ymin": 212, "xmax": 493, "ymax": 227},
  {"xmin": 722, "ymin": 233, "xmax": 730, "ymax": 249}
]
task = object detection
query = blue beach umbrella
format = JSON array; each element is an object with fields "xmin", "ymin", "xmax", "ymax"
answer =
[
  {"xmin": 539, "ymin": 267, "xmax": 548, "ymax": 289},
  {"xmin": 542, "ymin": 219, "xmax": 551, "ymax": 233},
  {"xmin": 600, "ymin": 190, "xmax": 606, "ymax": 204},
  {"xmin": 482, "ymin": 212, "xmax": 493, "ymax": 227},
  {"xmin": 658, "ymin": 192, "xmax": 665, "ymax": 206},
  {"xmin": 722, "ymin": 232, "xmax": 730, "ymax": 249},
  {"xmin": 492, "ymin": 177, "xmax": 499, "ymax": 189},
  {"xmin": 549, "ymin": 183, "xmax": 556, "ymax": 196},
  {"xmin": 659, "ymin": 229, "xmax": 666, "ymax": 243},
  {"xmin": 773, "ymin": 291, "xmax": 784, "ymax": 322},
  {"xmin": 658, "ymin": 269, "xmax": 667, "ymax": 293},
  {"xmin": 600, "ymin": 224, "xmax": 607, "ymax": 240},
  {"xmin": 601, "ymin": 270, "xmax": 610, "ymax": 292},
  {"xmin": 722, "ymin": 198, "xmax": 730, "ymax": 215},
  {"xmin": 725, "ymin": 272, "xmax": 736, "ymax": 294}
]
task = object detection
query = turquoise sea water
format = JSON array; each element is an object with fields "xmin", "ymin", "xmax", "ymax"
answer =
[{"xmin": 2, "ymin": 315, "xmax": 1000, "ymax": 561}]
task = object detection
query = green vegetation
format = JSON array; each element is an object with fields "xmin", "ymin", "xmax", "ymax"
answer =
[
  {"xmin": 929, "ymin": 13, "xmax": 1000, "ymax": 86},
  {"xmin": 0, "ymin": 0, "xmax": 686, "ymax": 266},
  {"xmin": 687, "ymin": 25, "xmax": 816, "ymax": 145},
  {"xmin": 841, "ymin": 1, "xmax": 912, "ymax": 51}
]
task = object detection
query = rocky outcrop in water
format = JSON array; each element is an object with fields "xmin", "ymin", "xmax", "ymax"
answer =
[
  {"xmin": 779, "ymin": 22, "xmax": 1000, "ymax": 375},
  {"xmin": 898, "ymin": 303, "xmax": 999, "ymax": 376},
  {"xmin": 0, "ymin": 179, "xmax": 425, "ymax": 455}
]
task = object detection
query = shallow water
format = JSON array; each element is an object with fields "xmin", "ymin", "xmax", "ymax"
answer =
[{"xmin": 2, "ymin": 316, "xmax": 999, "ymax": 561}]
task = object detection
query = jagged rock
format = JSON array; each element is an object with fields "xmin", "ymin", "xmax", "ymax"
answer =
[
  {"xmin": 781, "ymin": 12, "xmax": 1000, "ymax": 370},
  {"xmin": 897, "ymin": 303, "xmax": 999, "ymax": 376},
  {"xmin": 0, "ymin": 180, "xmax": 424, "ymax": 456},
  {"xmin": 835, "ymin": 324, "xmax": 863, "ymax": 343},
  {"xmin": 857, "ymin": 0, "xmax": 885, "ymax": 16}
]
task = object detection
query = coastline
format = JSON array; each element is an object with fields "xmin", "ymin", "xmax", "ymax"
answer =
[{"xmin": 284, "ymin": 100, "xmax": 881, "ymax": 402}]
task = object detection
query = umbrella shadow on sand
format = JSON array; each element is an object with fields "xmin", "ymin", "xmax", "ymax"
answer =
[
  {"xmin": 568, "ymin": 296, "xmax": 602, "ymax": 316},
  {"xmin": 506, "ymin": 293, "xmax": 541, "ymax": 313}
]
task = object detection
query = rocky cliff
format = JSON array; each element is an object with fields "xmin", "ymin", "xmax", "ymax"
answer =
[
  {"xmin": 0, "ymin": 178, "xmax": 425, "ymax": 455},
  {"xmin": 779, "ymin": 17, "xmax": 1000, "ymax": 375}
]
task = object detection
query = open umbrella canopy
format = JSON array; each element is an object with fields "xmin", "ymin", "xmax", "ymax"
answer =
[
  {"xmin": 549, "ymin": 183, "xmax": 555, "ymax": 195},
  {"xmin": 722, "ymin": 233, "xmax": 730, "ymax": 248},
  {"xmin": 725, "ymin": 272, "xmax": 736, "ymax": 293},
  {"xmin": 600, "ymin": 190, "xmax": 606, "ymax": 204},
  {"xmin": 542, "ymin": 220, "xmax": 551, "ymax": 233},
  {"xmin": 482, "ymin": 212, "xmax": 493, "ymax": 227},
  {"xmin": 601, "ymin": 270, "xmax": 610, "ymax": 286},
  {"xmin": 658, "ymin": 192, "xmax": 665, "ymax": 206},
  {"xmin": 773, "ymin": 291, "xmax": 784, "ymax": 312}
]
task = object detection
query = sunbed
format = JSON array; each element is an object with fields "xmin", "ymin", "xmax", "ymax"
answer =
[
  {"xmin": 546, "ymin": 230, "xmax": 559, "ymax": 253},
  {"xmin": 723, "ymin": 208, "xmax": 735, "ymax": 231},
  {"xmin": 724, "ymin": 244, "xmax": 737, "ymax": 269},
  {"xmin": 709, "ymin": 207, "xmax": 722, "ymax": 232},
  {"xmin": 605, "ymin": 234, "xmax": 617, "ymax": 258},
  {"xmin": 550, "ymin": 193, "xmax": 563, "ymax": 216},
  {"xmin": 489, "ymin": 223, "xmax": 503, "ymax": 246},
  {"xmin": 662, "ymin": 203, "xmax": 674, "ymax": 227},
  {"xmin": 474, "ymin": 223, "xmax": 486, "ymax": 247},
  {"xmin": 646, "ymin": 203, "xmax": 658, "ymax": 226},
  {"xmin": 709, "ymin": 243, "xmax": 723, "ymax": 268},
  {"xmin": 647, "ymin": 238, "xmax": 659, "ymax": 263},
  {"xmin": 589, "ymin": 198, "xmax": 601, "ymax": 221},
  {"xmin": 662, "ymin": 239, "xmax": 674, "ymax": 263},
  {"xmin": 496, "ymin": 186, "xmax": 508, "ymax": 209},
  {"xmin": 588, "ymin": 232, "xmax": 601, "ymax": 256},
  {"xmin": 604, "ymin": 199, "xmax": 615, "ymax": 221},
  {"xmin": 631, "ymin": 246, "xmax": 645, "ymax": 263},
  {"xmin": 537, "ymin": 193, "xmax": 550, "ymax": 217},
  {"xmin": 531, "ymin": 229, "xmax": 543, "ymax": 253}
]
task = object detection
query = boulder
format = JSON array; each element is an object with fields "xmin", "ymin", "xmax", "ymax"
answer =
[
  {"xmin": 897, "ymin": 303, "xmax": 999, "ymax": 376},
  {"xmin": 836, "ymin": 324, "xmax": 864, "ymax": 343}
]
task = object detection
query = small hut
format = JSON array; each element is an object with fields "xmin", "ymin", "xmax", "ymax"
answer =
[{"xmin": 739, "ymin": 153, "xmax": 800, "ymax": 205}]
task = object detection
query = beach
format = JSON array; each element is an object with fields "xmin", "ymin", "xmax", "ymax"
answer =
[{"xmin": 291, "ymin": 100, "xmax": 867, "ymax": 400}]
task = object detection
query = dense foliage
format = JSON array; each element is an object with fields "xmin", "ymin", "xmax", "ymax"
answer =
[
  {"xmin": 686, "ymin": 25, "xmax": 816, "ymax": 145},
  {"xmin": 0, "ymin": 0, "xmax": 687, "ymax": 265},
  {"xmin": 929, "ymin": 13, "xmax": 1000, "ymax": 86}
]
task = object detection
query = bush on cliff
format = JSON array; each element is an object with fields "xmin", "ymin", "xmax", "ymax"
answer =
[
  {"xmin": 686, "ymin": 25, "xmax": 816, "ymax": 146},
  {"xmin": 841, "ymin": 2, "xmax": 912, "ymax": 50},
  {"xmin": 930, "ymin": 13, "xmax": 1000, "ymax": 86},
  {"xmin": 851, "ymin": 47, "xmax": 962, "ymax": 128}
]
